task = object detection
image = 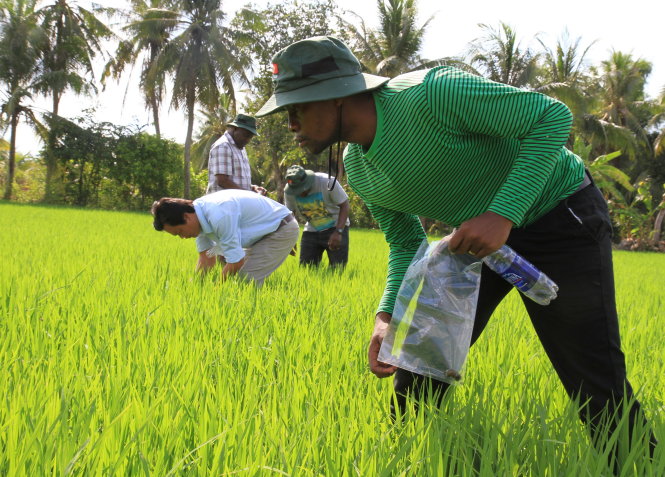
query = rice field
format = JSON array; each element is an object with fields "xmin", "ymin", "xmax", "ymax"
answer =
[{"xmin": 1, "ymin": 201, "xmax": 663, "ymax": 476}]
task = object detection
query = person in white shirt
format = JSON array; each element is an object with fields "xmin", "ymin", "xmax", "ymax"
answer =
[{"xmin": 152, "ymin": 190, "xmax": 298, "ymax": 285}]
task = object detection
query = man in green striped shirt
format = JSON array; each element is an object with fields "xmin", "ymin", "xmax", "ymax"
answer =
[{"xmin": 257, "ymin": 36, "xmax": 655, "ymax": 456}]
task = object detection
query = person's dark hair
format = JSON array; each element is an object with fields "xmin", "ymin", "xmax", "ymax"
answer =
[{"xmin": 151, "ymin": 198, "xmax": 195, "ymax": 231}]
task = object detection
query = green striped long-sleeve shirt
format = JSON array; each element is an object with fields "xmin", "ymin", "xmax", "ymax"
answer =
[{"xmin": 344, "ymin": 66, "xmax": 585, "ymax": 314}]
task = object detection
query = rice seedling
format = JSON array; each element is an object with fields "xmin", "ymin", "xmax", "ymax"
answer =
[{"xmin": 1, "ymin": 202, "xmax": 662, "ymax": 475}]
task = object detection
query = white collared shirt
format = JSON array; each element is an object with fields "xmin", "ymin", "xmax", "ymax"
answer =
[{"xmin": 194, "ymin": 189, "xmax": 290, "ymax": 263}]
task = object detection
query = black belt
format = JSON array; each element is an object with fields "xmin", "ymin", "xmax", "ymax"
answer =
[{"xmin": 573, "ymin": 170, "xmax": 592, "ymax": 193}]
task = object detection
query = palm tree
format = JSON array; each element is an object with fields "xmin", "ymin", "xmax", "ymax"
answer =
[
  {"xmin": 573, "ymin": 137, "xmax": 633, "ymax": 203},
  {"xmin": 34, "ymin": 0, "xmax": 113, "ymax": 201},
  {"xmin": 0, "ymin": 0, "xmax": 43, "ymax": 200},
  {"xmin": 467, "ymin": 22, "xmax": 539, "ymax": 87},
  {"xmin": 535, "ymin": 30, "xmax": 596, "ymax": 118},
  {"xmin": 591, "ymin": 51, "xmax": 654, "ymax": 179},
  {"xmin": 152, "ymin": 0, "xmax": 253, "ymax": 198},
  {"xmin": 191, "ymin": 93, "xmax": 232, "ymax": 170},
  {"xmin": 647, "ymin": 85, "xmax": 665, "ymax": 157},
  {"xmin": 533, "ymin": 31, "xmax": 638, "ymax": 158},
  {"xmin": 341, "ymin": 0, "xmax": 467, "ymax": 78},
  {"xmin": 595, "ymin": 51, "xmax": 651, "ymax": 135},
  {"xmin": 576, "ymin": 113, "xmax": 640, "ymax": 163},
  {"xmin": 102, "ymin": 0, "xmax": 178, "ymax": 139}
]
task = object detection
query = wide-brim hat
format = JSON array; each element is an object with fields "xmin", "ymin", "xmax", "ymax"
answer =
[
  {"xmin": 256, "ymin": 36, "xmax": 389, "ymax": 117},
  {"xmin": 284, "ymin": 165, "xmax": 316, "ymax": 195},
  {"xmin": 228, "ymin": 113, "xmax": 258, "ymax": 136}
]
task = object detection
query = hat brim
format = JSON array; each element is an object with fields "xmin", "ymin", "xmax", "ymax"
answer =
[
  {"xmin": 256, "ymin": 73, "xmax": 389, "ymax": 117},
  {"xmin": 284, "ymin": 171, "xmax": 316, "ymax": 195},
  {"xmin": 227, "ymin": 122, "xmax": 258, "ymax": 136}
]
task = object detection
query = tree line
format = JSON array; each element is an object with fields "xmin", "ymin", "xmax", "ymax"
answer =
[{"xmin": 1, "ymin": 0, "xmax": 664, "ymax": 249}]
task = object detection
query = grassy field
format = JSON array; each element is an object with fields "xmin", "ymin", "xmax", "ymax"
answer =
[{"xmin": 1, "ymin": 202, "xmax": 663, "ymax": 476}]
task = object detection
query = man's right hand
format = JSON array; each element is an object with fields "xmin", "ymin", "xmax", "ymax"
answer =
[
  {"xmin": 448, "ymin": 211, "xmax": 512, "ymax": 259},
  {"xmin": 196, "ymin": 250, "xmax": 217, "ymax": 274},
  {"xmin": 368, "ymin": 312, "xmax": 398, "ymax": 378}
]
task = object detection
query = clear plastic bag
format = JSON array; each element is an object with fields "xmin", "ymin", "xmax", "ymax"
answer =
[{"xmin": 378, "ymin": 236, "xmax": 482, "ymax": 384}]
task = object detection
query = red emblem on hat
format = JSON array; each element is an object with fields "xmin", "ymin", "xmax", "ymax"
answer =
[{"xmin": 272, "ymin": 63, "xmax": 279, "ymax": 74}]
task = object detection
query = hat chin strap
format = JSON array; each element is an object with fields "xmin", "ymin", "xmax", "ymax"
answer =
[{"xmin": 327, "ymin": 104, "xmax": 343, "ymax": 191}]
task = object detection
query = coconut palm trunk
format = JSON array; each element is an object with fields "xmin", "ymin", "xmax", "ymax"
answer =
[
  {"xmin": 3, "ymin": 111, "xmax": 19, "ymax": 200},
  {"xmin": 44, "ymin": 92, "xmax": 61, "ymax": 201},
  {"xmin": 183, "ymin": 86, "xmax": 196, "ymax": 198},
  {"xmin": 149, "ymin": 42, "xmax": 162, "ymax": 138},
  {"xmin": 150, "ymin": 92, "xmax": 161, "ymax": 138},
  {"xmin": 654, "ymin": 208, "xmax": 665, "ymax": 244}
]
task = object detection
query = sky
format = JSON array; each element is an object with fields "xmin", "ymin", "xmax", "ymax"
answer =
[{"xmin": 7, "ymin": 0, "xmax": 664, "ymax": 156}]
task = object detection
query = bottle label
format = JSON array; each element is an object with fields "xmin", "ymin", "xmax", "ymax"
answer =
[{"xmin": 499, "ymin": 255, "xmax": 539, "ymax": 292}]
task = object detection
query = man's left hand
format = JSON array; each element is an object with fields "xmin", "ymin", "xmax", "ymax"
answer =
[
  {"xmin": 368, "ymin": 312, "xmax": 398, "ymax": 377},
  {"xmin": 251, "ymin": 185, "xmax": 267, "ymax": 196},
  {"xmin": 328, "ymin": 230, "xmax": 342, "ymax": 250},
  {"xmin": 221, "ymin": 257, "xmax": 246, "ymax": 280},
  {"xmin": 449, "ymin": 211, "xmax": 513, "ymax": 258}
]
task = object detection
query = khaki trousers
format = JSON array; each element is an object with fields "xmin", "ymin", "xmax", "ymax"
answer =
[{"xmin": 238, "ymin": 219, "xmax": 299, "ymax": 286}]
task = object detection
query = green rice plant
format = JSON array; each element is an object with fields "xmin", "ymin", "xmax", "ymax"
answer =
[{"xmin": 0, "ymin": 202, "xmax": 663, "ymax": 476}]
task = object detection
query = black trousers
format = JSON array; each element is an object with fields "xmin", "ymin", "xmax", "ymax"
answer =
[
  {"xmin": 300, "ymin": 227, "xmax": 349, "ymax": 268},
  {"xmin": 393, "ymin": 183, "xmax": 656, "ymax": 452}
]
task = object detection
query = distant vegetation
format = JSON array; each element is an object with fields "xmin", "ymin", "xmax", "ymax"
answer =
[{"xmin": 1, "ymin": 0, "xmax": 664, "ymax": 248}]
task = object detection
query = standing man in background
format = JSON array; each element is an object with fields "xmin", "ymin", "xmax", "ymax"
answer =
[
  {"xmin": 207, "ymin": 114, "xmax": 266, "ymax": 195},
  {"xmin": 283, "ymin": 165, "xmax": 350, "ymax": 269}
]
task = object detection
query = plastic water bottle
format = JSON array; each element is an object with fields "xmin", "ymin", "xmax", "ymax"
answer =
[{"xmin": 482, "ymin": 245, "xmax": 559, "ymax": 305}]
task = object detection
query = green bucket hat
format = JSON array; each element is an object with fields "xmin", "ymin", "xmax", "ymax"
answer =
[
  {"xmin": 256, "ymin": 36, "xmax": 389, "ymax": 117},
  {"xmin": 284, "ymin": 165, "xmax": 316, "ymax": 195},
  {"xmin": 228, "ymin": 113, "xmax": 258, "ymax": 136}
]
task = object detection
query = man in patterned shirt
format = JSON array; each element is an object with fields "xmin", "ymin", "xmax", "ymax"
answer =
[
  {"xmin": 256, "ymin": 36, "xmax": 657, "ymax": 459},
  {"xmin": 207, "ymin": 114, "xmax": 266, "ymax": 195}
]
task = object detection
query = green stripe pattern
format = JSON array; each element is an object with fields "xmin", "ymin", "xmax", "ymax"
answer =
[{"xmin": 344, "ymin": 66, "xmax": 585, "ymax": 314}]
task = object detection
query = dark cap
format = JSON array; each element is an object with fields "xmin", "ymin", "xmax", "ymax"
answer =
[
  {"xmin": 284, "ymin": 165, "xmax": 316, "ymax": 195},
  {"xmin": 227, "ymin": 113, "xmax": 258, "ymax": 136}
]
